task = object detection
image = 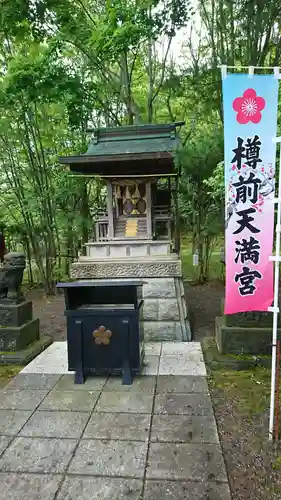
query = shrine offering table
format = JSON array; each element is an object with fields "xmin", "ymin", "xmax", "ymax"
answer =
[{"xmin": 57, "ymin": 280, "xmax": 145, "ymax": 385}]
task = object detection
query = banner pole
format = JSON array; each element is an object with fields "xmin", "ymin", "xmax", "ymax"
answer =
[
  {"xmin": 269, "ymin": 138, "xmax": 281, "ymax": 440},
  {"xmin": 275, "ymin": 340, "xmax": 280, "ymax": 440}
]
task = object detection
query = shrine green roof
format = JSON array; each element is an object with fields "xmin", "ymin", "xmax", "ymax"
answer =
[
  {"xmin": 59, "ymin": 122, "xmax": 184, "ymax": 177},
  {"xmin": 85, "ymin": 123, "xmax": 183, "ymax": 156}
]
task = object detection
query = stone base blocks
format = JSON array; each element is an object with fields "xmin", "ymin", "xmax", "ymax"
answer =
[
  {"xmin": 0, "ymin": 301, "xmax": 32, "ymax": 328},
  {"xmin": 0, "ymin": 301, "xmax": 51, "ymax": 365},
  {"xmin": 0, "ymin": 251, "xmax": 52, "ymax": 364},
  {"xmin": 216, "ymin": 298, "xmax": 279, "ymax": 354},
  {"xmin": 71, "ymin": 257, "xmax": 191, "ymax": 342},
  {"xmin": 0, "ymin": 301, "xmax": 39, "ymax": 351},
  {"xmin": 141, "ymin": 277, "xmax": 190, "ymax": 341}
]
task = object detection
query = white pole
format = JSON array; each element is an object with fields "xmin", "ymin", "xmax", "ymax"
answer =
[
  {"xmin": 269, "ymin": 138, "xmax": 281, "ymax": 440},
  {"xmin": 218, "ymin": 65, "xmax": 281, "ymax": 71}
]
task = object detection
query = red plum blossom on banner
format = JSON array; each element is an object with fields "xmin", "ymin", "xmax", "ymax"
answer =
[{"xmin": 233, "ymin": 89, "xmax": 266, "ymax": 124}]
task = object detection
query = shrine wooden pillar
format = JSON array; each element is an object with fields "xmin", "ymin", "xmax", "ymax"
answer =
[
  {"xmin": 146, "ymin": 181, "xmax": 152, "ymax": 239},
  {"xmin": 106, "ymin": 180, "xmax": 114, "ymax": 240}
]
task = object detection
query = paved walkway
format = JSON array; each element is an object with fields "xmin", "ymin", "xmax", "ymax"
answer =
[{"xmin": 0, "ymin": 342, "xmax": 231, "ymax": 499}]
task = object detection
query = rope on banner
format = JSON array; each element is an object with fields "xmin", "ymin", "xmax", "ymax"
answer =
[{"xmin": 268, "ymin": 136, "xmax": 281, "ymax": 441}]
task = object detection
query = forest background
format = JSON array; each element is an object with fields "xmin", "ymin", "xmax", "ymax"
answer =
[{"xmin": 1, "ymin": 0, "xmax": 280, "ymax": 292}]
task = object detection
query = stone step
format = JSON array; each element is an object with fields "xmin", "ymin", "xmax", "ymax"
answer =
[
  {"xmin": 72, "ymin": 259, "xmax": 182, "ymax": 281},
  {"xmin": 79, "ymin": 256, "xmax": 180, "ymax": 263}
]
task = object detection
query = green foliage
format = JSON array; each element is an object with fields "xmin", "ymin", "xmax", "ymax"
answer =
[
  {"xmin": 199, "ymin": 0, "xmax": 281, "ymax": 67},
  {"xmin": 0, "ymin": 0, "xmax": 280, "ymax": 289},
  {"xmin": 181, "ymin": 239, "xmax": 223, "ymax": 282},
  {"xmin": 90, "ymin": 1, "xmax": 153, "ymax": 58},
  {"xmin": 179, "ymin": 126, "xmax": 224, "ymax": 282},
  {"xmin": 204, "ymin": 162, "xmax": 224, "ymax": 202}
]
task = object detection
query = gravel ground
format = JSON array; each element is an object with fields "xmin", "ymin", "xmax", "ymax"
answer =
[
  {"xmin": 211, "ymin": 378, "xmax": 281, "ymax": 500},
  {"xmin": 27, "ymin": 289, "xmax": 66, "ymax": 341},
  {"xmin": 26, "ymin": 283, "xmax": 281, "ymax": 500},
  {"xmin": 184, "ymin": 281, "xmax": 224, "ymax": 341}
]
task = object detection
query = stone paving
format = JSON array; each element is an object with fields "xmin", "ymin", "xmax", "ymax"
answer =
[{"xmin": 0, "ymin": 342, "xmax": 231, "ymax": 499}]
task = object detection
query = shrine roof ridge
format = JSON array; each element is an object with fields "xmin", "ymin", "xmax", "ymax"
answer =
[
  {"xmin": 83, "ymin": 122, "xmax": 185, "ymax": 157},
  {"xmin": 59, "ymin": 122, "xmax": 184, "ymax": 176},
  {"xmin": 86, "ymin": 122, "xmax": 185, "ymax": 137}
]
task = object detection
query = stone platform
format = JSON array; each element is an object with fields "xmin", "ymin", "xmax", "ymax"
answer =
[
  {"xmin": 216, "ymin": 299, "xmax": 279, "ymax": 354},
  {"xmin": 0, "ymin": 341, "xmax": 231, "ymax": 499},
  {"xmin": 70, "ymin": 258, "xmax": 191, "ymax": 342},
  {"xmin": 216, "ymin": 316, "xmax": 281, "ymax": 355}
]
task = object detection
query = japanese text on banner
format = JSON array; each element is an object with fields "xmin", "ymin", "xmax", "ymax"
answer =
[{"xmin": 222, "ymin": 74, "xmax": 278, "ymax": 314}]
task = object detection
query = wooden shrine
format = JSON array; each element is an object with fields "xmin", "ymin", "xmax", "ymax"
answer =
[{"xmin": 59, "ymin": 123, "xmax": 191, "ymax": 342}]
